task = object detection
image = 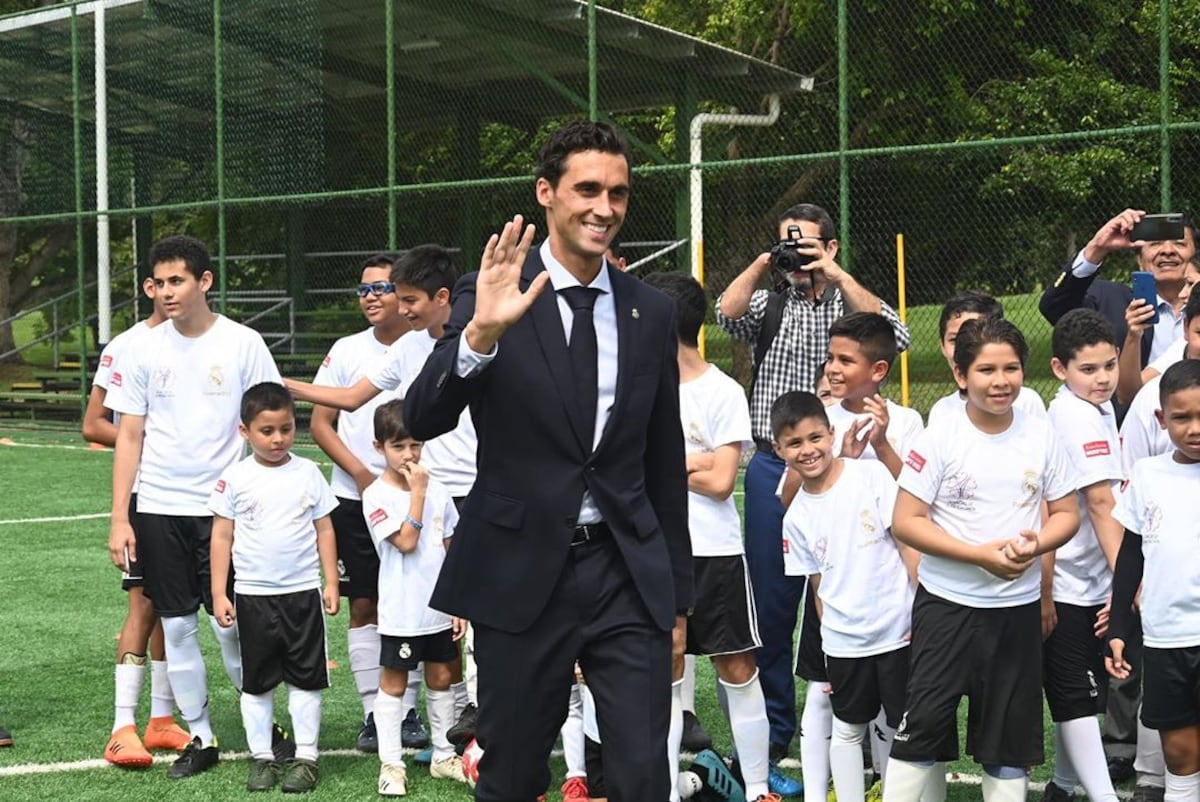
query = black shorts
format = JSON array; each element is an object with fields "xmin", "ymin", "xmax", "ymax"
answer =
[
  {"xmin": 826, "ymin": 647, "xmax": 910, "ymax": 727},
  {"xmin": 237, "ymin": 589, "xmax": 330, "ymax": 695},
  {"xmin": 794, "ymin": 579, "xmax": 828, "ymax": 683},
  {"xmin": 1043, "ymin": 602, "xmax": 1107, "ymax": 721},
  {"xmin": 1142, "ymin": 645, "xmax": 1200, "ymax": 731},
  {"xmin": 585, "ymin": 736, "xmax": 606, "ymax": 797},
  {"xmin": 686, "ymin": 555, "xmax": 762, "ymax": 657},
  {"xmin": 890, "ymin": 586, "xmax": 1044, "ymax": 767},
  {"xmin": 331, "ymin": 498, "xmax": 380, "ymax": 600},
  {"xmin": 137, "ymin": 513, "xmax": 231, "ymax": 617},
  {"xmin": 121, "ymin": 494, "xmax": 144, "ymax": 592},
  {"xmin": 380, "ymin": 630, "xmax": 458, "ymax": 672}
]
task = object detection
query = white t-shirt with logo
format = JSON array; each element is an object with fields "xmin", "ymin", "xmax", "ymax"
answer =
[
  {"xmin": 106, "ymin": 316, "xmax": 282, "ymax": 515},
  {"xmin": 94, "ymin": 320, "xmax": 153, "ymax": 438},
  {"xmin": 208, "ymin": 454, "xmax": 338, "ymax": 596},
  {"xmin": 681, "ymin": 365, "xmax": 752, "ymax": 557},
  {"xmin": 369, "ymin": 331, "xmax": 477, "ymax": 497},
  {"xmin": 312, "ymin": 327, "xmax": 400, "ymax": 500},
  {"xmin": 926, "ymin": 385, "xmax": 1046, "ymax": 428},
  {"xmin": 826, "ymin": 399, "xmax": 924, "ymax": 463},
  {"xmin": 897, "ymin": 406, "xmax": 1074, "ymax": 609},
  {"xmin": 1046, "ymin": 386, "xmax": 1122, "ymax": 606},
  {"xmin": 1120, "ymin": 374, "xmax": 1174, "ymax": 476},
  {"xmin": 782, "ymin": 458, "xmax": 912, "ymax": 657},
  {"xmin": 361, "ymin": 476, "xmax": 458, "ymax": 637},
  {"xmin": 1113, "ymin": 453, "xmax": 1200, "ymax": 648}
]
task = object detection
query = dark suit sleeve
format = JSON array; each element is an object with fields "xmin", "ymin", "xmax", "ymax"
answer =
[
  {"xmin": 1108, "ymin": 528, "xmax": 1144, "ymax": 647},
  {"xmin": 404, "ymin": 272, "xmax": 484, "ymax": 442},
  {"xmin": 644, "ymin": 309, "xmax": 693, "ymax": 612},
  {"xmin": 1039, "ymin": 262, "xmax": 1099, "ymax": 325}
]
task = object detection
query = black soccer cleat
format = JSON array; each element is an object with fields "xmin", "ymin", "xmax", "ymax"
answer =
[
  {"xmin": 681, "ymin": 710, "xmax": 714, "ymax": 753},
  {"xmin": 401, "ymin": 708, "xmax": 430, "ymax": 749},
  {"xmin": 272, "ymin": 722, "xmax": 296, "ymax": 763},
  {"xmin": 357, "ymin": 712, "xmax": 379, "ymax": 753},
  {"xmin": 167, "ymin": 737, "xmax": 219, "ymax": 779},
  {"xmin": 447, "ymin": 702, "xmax": 478, "ymax": 748}
]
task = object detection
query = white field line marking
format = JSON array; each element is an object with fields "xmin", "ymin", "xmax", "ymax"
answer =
[
  {"xmin": 0, "ymin": 512, "xmax": 110, "ymax": 525},
  {"xmin": 0, "ymin": 439, "xmax": 105, "ymax": 451}
]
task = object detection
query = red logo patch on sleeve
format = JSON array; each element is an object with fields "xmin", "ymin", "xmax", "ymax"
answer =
[
  {"xmin": 369, "ymin": 508, "xmax": 388, "ymax": 527},
  {"xmin": 111, "ymin": 371, "xmax": 122, "ymax": 387},
  {"xmin": 100, "ymin": 354, "xmax": 112, "ymax": 368},
  {"xmin": 214, "ymin": 480, "xmax": 226, "ymax": 494},
  {"xmin": 904, "ymin": 450, "xmax": 926, "ymax": 472},
  {"xmin": 1082, "ymin": 440, "xmax": 1111, "ymax": 458},
  {"xmin": 781, "ymin": 538, "xmax": 789, "ymax": 554},
  {"xmin": 321, "ymin": 354, "xmax": 331, "ymax": 368}
]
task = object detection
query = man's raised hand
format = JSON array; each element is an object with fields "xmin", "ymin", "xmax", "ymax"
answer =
[{"xmin": 465, "ymin": 215, "xmax": 551, "ymax": 354}]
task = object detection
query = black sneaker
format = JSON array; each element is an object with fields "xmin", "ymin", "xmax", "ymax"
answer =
[
  {"xmin": 281, "ymin": 757, "xmax": 320, "ymax": 794},
  {"xmin": 401, "ymin": 708, "xmax": 430, "ymax": 749},
  {"xmin": 681, "ymin": 710, "xmax": 714, "ymax": 753},
  {"xmin": 272, "ymin": 722, "xmax": 296, "ymax": 762},
  {"xmin": 0, "ymin": 724, "xmax": 11, "ymax": 748},
  {"xmin": 167, "ymin": 737, "xmax": 219, "ymax": 779},
  {"xmin": 447, "ymin": 702, "xmax": 478, "ymax": 747},
  {"xmin": 1041, "ymin": 780, "xmax": 1073, "ymax": 802},
  {"xmin": 1108, "ymin": 756, "xmax": 1135, "ymax": 784},
  {"xmin": 1132, "ymin": 786, "xmax": 1166, "ymax": 802},
  {"xmin": 246, "ymin": 758, "xmax": 281, "ymax": 792},
  {"xmin": 357, "ymin": 712, "xmax": 379, "ymax": 753}
]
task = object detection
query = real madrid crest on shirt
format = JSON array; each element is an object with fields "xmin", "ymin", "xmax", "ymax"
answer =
[
  {"xmin": 205, "ymin": 363, "xmax": 230, "ymax": 396},
  {"xmin": 398, "ymin": 642, "xmax": 412, "ymax": 660}
]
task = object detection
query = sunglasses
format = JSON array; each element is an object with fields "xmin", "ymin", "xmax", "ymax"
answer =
[{"xmin": 356, "ymin": 281, "xmax": 396, "ymax": 298}]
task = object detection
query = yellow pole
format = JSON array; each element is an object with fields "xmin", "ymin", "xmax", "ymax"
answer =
[{"xmin": 896, "ymin": 234, "xmax": 910, "ymax": 408}]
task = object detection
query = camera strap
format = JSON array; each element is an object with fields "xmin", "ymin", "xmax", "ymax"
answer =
[{"xmin": 750, "ymin": 289, "xmax": 788, "ymax": 394}]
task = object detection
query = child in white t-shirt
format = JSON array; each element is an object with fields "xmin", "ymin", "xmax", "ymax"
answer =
[
  {"xmin": 1108, "ymin": 360, "xmax": 1200, "ymax": 802},
  {"xmin": 1043, "ymin": 309, "xmax": 1124, "ymax": 802},
  {"xmin": 777, "ymin": 391, "xmax": 917, "ymax": 802},
  {"xmin": 209, "ymin": 383, "xmax": 340, "ymax": 793},
  {"xmin": 361, "ymin": 399, "xmax": 466, "ymax": 797},
  {"xmin": 884, "ymin": 317, "xmax": 1078, "ymax": 802}
]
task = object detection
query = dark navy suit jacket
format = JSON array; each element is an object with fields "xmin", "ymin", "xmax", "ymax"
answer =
[{"xmin": 1039, "ymin": 265, "xmax": 1152, "ymax": 368}]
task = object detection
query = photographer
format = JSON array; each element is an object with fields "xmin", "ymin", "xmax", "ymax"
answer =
[{"xmin": 715, "ymin": 203, "xmax": 909, "ymax": 765}]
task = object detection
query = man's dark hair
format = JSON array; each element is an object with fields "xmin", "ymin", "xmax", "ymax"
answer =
[
  {"xmin": 770, "ymin": 391, "xmax": 830, "ymax": 440},
  {"xmin": 373, "ymin": 398, "xmax": 413, "ymax": 444},
  {"xmin": 391, "ymin": 244, "xmax": 457, "ymax": 298},
  {"xmin": 363, "ymin": 251, "xmax": 402, "ymax": 271},
  {"xmin": 1186, "ymin": 287, "xmax": 1200, "ymax": 324},
  {"xmin": 828, "ymin": 311, "xmax": 898, "ymax": 367},
  {"xmin": 1160, "ymin": 359, "xmax": 1200, "ymax": 408},
  {"xmin": 953, "ymin": 317, "xmax": 1029, "ymax": 375},
  {"xmin": 939, "ymin": 291, "xmax": 1004, "ymax": 340},
  {"xmin": 535, "ymin": 120, "xmax": 632, "ymax": 187},
  {"xmin": 148, "ymin": 235, "xmax": 211, "ymax": 280},
  {"xmin": 1052, "ymin": 308, "xmax": 1117, "ymax": 364},
  {"xmin": 240, "ymin": 382, "xmax": 295, "ymax": 425},
  {"xmin": 642, "ymin": 271, "xmax": 706, "ymax": 347},
  {"xmin": 777, "ymin": 203, "xmax": 836, "ymax": 242}
]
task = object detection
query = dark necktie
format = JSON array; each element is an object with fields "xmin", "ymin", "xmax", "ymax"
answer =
[{"xmin": 559, "ymin": 286, "xmax": 601, "ymax": 445}]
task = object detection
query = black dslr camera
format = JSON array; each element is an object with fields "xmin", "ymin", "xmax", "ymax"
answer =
[{"xmin": 769, "ymin": 225, "xmax": 817, "ymax": 276}]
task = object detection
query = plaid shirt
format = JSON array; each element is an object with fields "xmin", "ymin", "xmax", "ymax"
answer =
[{"xmin": 716, "ymin": 285, "xmax": 911, "ymax": 442}]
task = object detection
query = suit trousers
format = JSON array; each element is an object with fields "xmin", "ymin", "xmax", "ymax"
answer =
[
  {"xmin": 743, "ymin": 448, "xmax": 807, "ymax": 750},
  {"xmin": 472, "ymin": 534, "xmax": 672, "ymax": 802}
]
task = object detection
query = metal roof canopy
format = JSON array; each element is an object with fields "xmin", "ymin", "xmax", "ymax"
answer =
[{"xmin": 0, "ymin": 0, "xmax": 812, "ymax": 165}]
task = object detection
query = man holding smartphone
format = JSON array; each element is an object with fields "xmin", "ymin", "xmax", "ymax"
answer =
[{"xmin": 1040, "ymin": 208, "xmax": 1194, "ymax": 367}]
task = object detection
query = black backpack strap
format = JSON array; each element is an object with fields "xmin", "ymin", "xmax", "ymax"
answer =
[{"xmin": 750, "ymin": 290, "xmax": 788, "ymax": 393}]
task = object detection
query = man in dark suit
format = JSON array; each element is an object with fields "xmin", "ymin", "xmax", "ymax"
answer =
[{"xmin": 404, "ymin": 121, "xmax": 691, "ymax": 802}]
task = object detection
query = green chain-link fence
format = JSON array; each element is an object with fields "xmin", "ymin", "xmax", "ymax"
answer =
[{"xmin": 1, "ymin": 0, "xmax": 1197, "ymax": 419}]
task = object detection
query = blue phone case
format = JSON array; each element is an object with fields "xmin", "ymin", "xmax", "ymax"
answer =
[{"xmin": 1132, "ymin": 271, "xmax": 1159, "ymax": 325}]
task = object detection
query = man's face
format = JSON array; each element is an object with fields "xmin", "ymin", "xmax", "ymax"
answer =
[
  {"xmin": 152, "ymin": 259, "xmax": 211, "ymax": 323},
  {"xmin": 537, "ymin": 149, "xmax": 629, "ymax": 274},
  {"xmin": 1138, "ymin": 227, "xmax": 1195, "ymax": 287},
  {"xmin": 358, "ymin": 266, "xmax": 402, "ymax": 328},
  {"xmin": 777, "ymin": 218, "xmax": 836, "ymax": 295}
]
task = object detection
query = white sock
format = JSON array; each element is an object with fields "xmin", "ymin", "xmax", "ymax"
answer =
[
  {"xmin": 830, "ymin": 716, "xmax": 868, "ymax": 802},
  {"xmin": 1052, "ymin": 722, "xmax": 1080, "ymax": 793},
  {"xmin": 801, "ymin": 682, "xmax": 833, "ymax": 802},
  {"xmin": 464, "ymin": 627, "xmax": 477, "ymax": 706},
  {"xmin": 161, "ymin": 614, "xmax": 213, "ymax": 747},
  {"xmin": 562, "ymin": 684, "xmax": 586, "ymax": 778},
  {"xmin": 375, "ymin": 689, "xmax": 407, "ymax": 766},
  {"xmin": 1057, "ymin": 717, "xmax": 1118, "ymax": 802},
  {"xmin": 426, "ymin": 688, "xmax": 456, "ymax": 763},
  {"xmin": 451, "ymin": 681, "xmax": 469, "ymax": 717},
  {"xmin": 882, "ymin": 759, "xmax": 933, "ymax": 802},
  {"xmin": 682, "ymin": 655, "xmax": 697, "ymax": 713},
  {"xmin": 347, "ymin": 625, "xmax": 381, "ymax": 719},
  {"xmin": 241, "ymin": 690, "xmax": 276, "ymax": 760},
  {"xmin": 668, "ymin": 679, "xmax": 684, "ymax": 802},
  {"xmin": 981, "ymin": 772, "xmax": 1027, "ymax": 802},
  {"xmin": 721, "ymin": 670, "xmax": 770, "ymax": 799},
  {"xmin": 581, "ymin": 683, "xmax": 600, "ymax": 743},
  {"xmin": 113, "ymin": 662, "xmax": 146, "ymax": 732},
  {"xmin": 921, "ymin": 765, "xmax": 947, "ymax": 802},
  {"xmin": 1165, "ymin": 770, "xmax": 1200, "ymax": 802},
  {"xmin": 287, "ymin": 685, "xmax": 322, "ymax": 762},
  {"xmin": 150, "ymin": 660, "xmax": 174, "ymax": 719},
  {"xmin": 207, "ymin": 615, "xmax": 243, "ymax": 692},
  {"xmin": 403, "ymin": 665, "xmax": 424, "ymax": 715},
  {"xmin": 1136, "ymin": 716, "xmax": 1166, "ymax": 787}
]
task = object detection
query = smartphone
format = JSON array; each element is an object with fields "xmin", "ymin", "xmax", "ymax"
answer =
[
  {"xmin": 1129, "ymin": 213, "xmax": 1185, "ymax": 242},
  {"xmin": 1132, "ymin": 271, "xmax": 1160, "ymax": 325}
]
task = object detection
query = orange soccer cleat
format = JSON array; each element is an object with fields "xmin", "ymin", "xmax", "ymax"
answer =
[
  {"xmin": 143, "ymin": 716, "xmax": 192, "ymax": 751},
  {"xmin": 105, "ymin": 724, "xmax": 153, "ymax": 768}
]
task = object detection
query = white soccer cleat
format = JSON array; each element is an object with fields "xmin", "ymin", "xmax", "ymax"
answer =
[
  {"xmin": 430, "ymin": 754, "xmax": 469, "ymax": 784},
  {"xmin": 377, "ymin": 762, "xmax": 407, "ymax": 796}
]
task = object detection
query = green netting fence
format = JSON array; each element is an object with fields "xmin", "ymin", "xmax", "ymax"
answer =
[{"xmin": 1, "ymin": 0, "xmax": 1197, "ymax": 419}]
